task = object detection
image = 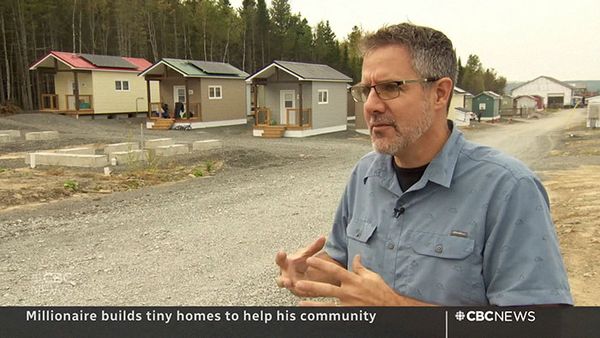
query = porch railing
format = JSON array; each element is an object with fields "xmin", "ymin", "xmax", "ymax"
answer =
[
  {"xmin": 149, "ymin": 102, "xmax": 202, "ymax": 120},
  {"xmin": 286, "ymin": 108, "xmax": 311, "ymax": 128},
  {"xmin": 255, "ymin": 107, "xmax": 272, "ymax": 126},
  {"xmin": 40, "ymin": 94, "xmax": 58, "ymax": 110},
  {"xmin": 66, "ymin": 95, "xmax": 93, "ymax": 110}
]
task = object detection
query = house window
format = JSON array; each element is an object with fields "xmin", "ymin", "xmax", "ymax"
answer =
[
  {"xmin": 209, "ymin": 86, "xmax": 222, "ymax": 99},
  {"xmin": 318, "ymin": 89, "xmax": 328, "ymax": 104},
  {"xmin": 115, "ymin": 80, "xmax": 130, "ymax": 92},
  {"xmin": 479, "ymin": 103, "xmax": 486, "ymax": 110}
]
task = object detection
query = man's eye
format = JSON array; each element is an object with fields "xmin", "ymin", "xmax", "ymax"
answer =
[{"xmin": 379, "ymin": 83, "xmax": 400, "ymax": 93}]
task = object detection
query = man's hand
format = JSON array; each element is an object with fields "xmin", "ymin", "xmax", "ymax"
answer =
[
  {"xmin": 275, "ymin": 236, "xmax": 327, "ymax": 297},
  {"xmin": 295, "ymin": 255, "xmax": 434, "ymax": 306}
]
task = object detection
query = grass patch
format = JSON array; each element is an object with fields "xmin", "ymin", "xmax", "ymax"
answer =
[{"xmin": 63, "ymin": 179, "xmax": 79, "ymax": 191}]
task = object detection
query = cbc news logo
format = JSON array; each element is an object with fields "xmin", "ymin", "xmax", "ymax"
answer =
[{"xmin": 455, "ymin": 310, "xmax": 535, "ymax": 322}]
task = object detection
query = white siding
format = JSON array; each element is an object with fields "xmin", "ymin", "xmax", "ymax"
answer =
[
  {"xmin": 511, "ymin": 77, "xmax": 573, "ymax": 106},
  {"xmin": 515, "ymin": 96, "xmax": 537, "ymax": 109}
]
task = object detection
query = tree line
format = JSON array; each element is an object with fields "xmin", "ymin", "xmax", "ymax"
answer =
[{"xmin": 0, "ymin": 0, "xmax": 504, "ymax": 111}]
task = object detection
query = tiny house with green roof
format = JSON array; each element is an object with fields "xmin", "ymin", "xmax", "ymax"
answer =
[{"xmin": 140, "ymin": 58, "xmax": 248, "ymax": 129}]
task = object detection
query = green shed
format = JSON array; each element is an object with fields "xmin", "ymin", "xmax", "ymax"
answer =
[{"xmin": 472, "ymin": 91, "xmax": 501, "ymax": 120}]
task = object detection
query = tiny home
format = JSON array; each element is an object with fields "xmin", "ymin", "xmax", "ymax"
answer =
[
  {"xmin": 140, "ymin": 58, "xmax": 248, "ymax": 129},
  {"xmin": 472, "ymin": 91, "xmax": 501, "ymax": 121},
  {"xmin": 30, "ymin": 51, "xmax": 156, "ymax": 117},
  {"xmin": 247, "ymin": 60, "xmax": 352, "ymax": 137}
]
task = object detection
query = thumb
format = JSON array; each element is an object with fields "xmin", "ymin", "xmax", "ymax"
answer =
[{"xmin": 352, "ymin": 255, "xmax": 367, "ymax": 274}]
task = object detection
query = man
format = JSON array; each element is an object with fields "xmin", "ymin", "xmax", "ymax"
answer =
[{"xmin": 275, "ymin": 23, "xmax": 572, "ymax": 306}]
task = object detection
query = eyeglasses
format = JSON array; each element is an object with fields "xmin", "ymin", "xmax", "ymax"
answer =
[{"xmin": 350, "ymin": 78, "xmax": 439, "ymax": 102}]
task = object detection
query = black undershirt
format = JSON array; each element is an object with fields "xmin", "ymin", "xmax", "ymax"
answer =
[{"xmin": 392, "ymin": 158, "xmax": 429, "ymax": 192}]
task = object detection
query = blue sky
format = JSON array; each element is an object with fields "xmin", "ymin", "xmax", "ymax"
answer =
[{"xmin": 231, "ymin": 0, "xmax": 600, "ymax": 81}]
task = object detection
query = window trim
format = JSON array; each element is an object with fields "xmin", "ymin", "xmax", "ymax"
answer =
[
  {"xmin": 115, "ymin": 80, "xmax": 130, "ymax": 92},
  {"xmin": 318, "ymin": 89, "xmax": 329, "ymax": 104},
  {"xmin": 208, "ymin": 85, "xmax": 223, "ymax": 100}
]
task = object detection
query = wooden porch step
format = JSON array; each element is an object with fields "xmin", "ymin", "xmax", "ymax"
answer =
[
  {"xmin": 261, "ymin": 126, "xmax": 286, "ymax": 138},
  {"xmin": 152, "ymin": 119, "xmax": 175, "ymax": 130}
]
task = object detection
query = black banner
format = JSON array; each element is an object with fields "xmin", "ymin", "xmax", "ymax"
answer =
[{"xmin": 1, "ymin": 307, "xmax": 599, "ymax": 338}]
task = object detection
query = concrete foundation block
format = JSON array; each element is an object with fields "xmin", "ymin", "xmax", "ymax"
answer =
[
  {"xmin": 25, "ymin": 147, "xmax": 96, "ymax": 164},
  {"xmin": 25, "ymin": 131, "xmax": 59, "ymax": 141},
  {"xmin": 150, "ymin": 144, "xmax": 190, "ymax": 157},
  {"xmin": 110, "ymin": 149, "xmax": 148, "ymax": 164},
  {"xmin": 0, "ymin": 134, "xmax": 11, "ymax": 143},
  {"xmin": 144, "ymin": 138, "xmax": 174, "ymax": 149},
  {"xmin": 192, "ymin": 139, "xmax": 222, "ymax": 151},
  {"xmin": 28, "ymin": 153, "xmax": 108, "ymax": 168},
  {"xmin": 0, "ymin": 130, "xmax": 21, "ymax": 138},
  {"xmin": 104, "ymin": 142, "xmax": 140, "ymax": 155}
]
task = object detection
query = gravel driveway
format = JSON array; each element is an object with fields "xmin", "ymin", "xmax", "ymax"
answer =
[{"xmin": 0, "ymin": 110, "xmax": 593, "ymax": 305}]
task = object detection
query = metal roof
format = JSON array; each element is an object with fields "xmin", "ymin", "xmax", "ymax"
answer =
[
  {"xmin": 247, "ymin": 60, "xmax": 352, "ymax": 82},
  {"xmin": 29, "ymin": 51, "xmax": 152, "ymax": 72},
  {"xmin": 510, "ymin": 75, "xmax": 576, "ymax": 93},
  {"xmin": 80, "ymin": 53, "xmax": 137, "ymax": 69},
  {"xmin": 189, "ymin": 60, "xmax": 246, "ymax": 76},
  {"xmin": 274, "ymin": 60, "xmax": 352, "ymax": 81},
  {"xmin": 140, "ymin": 58, "xmax": 248, "ymax": 78}
]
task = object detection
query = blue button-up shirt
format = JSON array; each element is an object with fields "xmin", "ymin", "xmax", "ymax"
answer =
[{"xmin": 325, "ymin": 124, "xmax": 573, "ymax": 306}]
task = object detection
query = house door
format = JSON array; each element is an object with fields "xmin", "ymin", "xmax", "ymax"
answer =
[
  {"xmin": 173, "ymin": 86, "xmax": 187, "ymax": 118},
  {"xmin": 280, "ymin": 90, "xmax": 295, "ymax": 125},
  {"xmin": 67, "ymin": 81, "xmax": 78, "ymax": 110},
  {"xmin": 173, "ymin": 86, "xmax": 186, "ymax": 105}
]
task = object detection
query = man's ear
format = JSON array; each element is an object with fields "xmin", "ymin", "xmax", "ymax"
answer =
[{"xmin": 432, "ymin": 77, "xmax": 453, "ymax": 111}]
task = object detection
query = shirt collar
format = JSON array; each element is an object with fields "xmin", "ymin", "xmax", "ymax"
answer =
[{"xmin": 363, "ymin": 120, "xmax": 465, "ymax": 193}]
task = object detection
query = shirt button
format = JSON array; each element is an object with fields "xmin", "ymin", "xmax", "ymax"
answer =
[
  {"xmin": 434, "ymin": 244, "xmax": 443, "ymax": 254},
  {"xmin": 387, "ymin": 242, "xmax": 395, "ymax": 250}
]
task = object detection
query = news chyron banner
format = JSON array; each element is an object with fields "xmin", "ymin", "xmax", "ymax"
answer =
[{"xmin": 1, "ymin": 307, "xmax": 599, "ymax": 337}]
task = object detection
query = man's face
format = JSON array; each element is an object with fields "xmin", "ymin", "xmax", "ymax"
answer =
[{"xmin": 361, "ymin": 45, "xmax": 434, "ymax": 155}]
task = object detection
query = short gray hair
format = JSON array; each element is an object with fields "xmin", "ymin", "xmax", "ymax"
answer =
[{"xmin": 361, "ymin": 23, "xmax": 457, "ymax": 85}]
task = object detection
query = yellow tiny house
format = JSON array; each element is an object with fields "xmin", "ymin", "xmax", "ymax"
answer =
[{"xmin": 30, "ymin": 51, "xmax": 157, "ymax": 117}]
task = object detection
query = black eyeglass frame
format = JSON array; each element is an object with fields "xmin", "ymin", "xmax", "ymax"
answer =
[{"xmin": 350, "ymin": 77, "xmax": 440, "ymax": 103}]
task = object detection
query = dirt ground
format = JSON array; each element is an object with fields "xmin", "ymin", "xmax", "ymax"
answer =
[
  {"xmin": 1, "ymin": 111, "xmax": 599, "ymax": 305},
  {"xmin": 538, "ymin": 126, "xmax": 600, "ymax": 305}
]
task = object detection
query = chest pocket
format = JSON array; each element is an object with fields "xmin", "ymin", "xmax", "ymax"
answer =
[
  {"xmin": 346, "ymin": 219, "xmax": 378, "ymax": 269},
  {"xmin": 411, "ymin": 233, "xmax": 474, "ymax": 259}
]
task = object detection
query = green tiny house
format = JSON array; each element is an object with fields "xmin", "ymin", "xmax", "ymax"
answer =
[{"xmin": 472, "ymin": 91, "xmax": 501, "ymax": 120}]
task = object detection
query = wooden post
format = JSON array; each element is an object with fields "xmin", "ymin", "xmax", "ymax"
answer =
[
  {"xmin": 298, "ymin": 82, "xmax": 303, "ymax": 127},
  {"xmin": 252, "ymin": 82, "xmax": 258, "ymax": 126},
  {"xmin": 185, "ymin": 78, "xmax": 190, "ymax": 119},
  {"xmin": 73, "ymin": 71, "xmax": 80, "ymax": 117},
  {"xmin": 146, "ymin": 79, "xmax": 151, "ymax": 118}
]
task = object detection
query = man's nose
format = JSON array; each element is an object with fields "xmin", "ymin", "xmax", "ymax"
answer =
[{"xmin": 363, "ymin": 87, "xmax": 385, "ymax": 114}]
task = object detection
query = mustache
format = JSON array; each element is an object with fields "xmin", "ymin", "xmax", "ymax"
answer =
[{"xmin": 369, "ymin": 115, "xmax": 396, "ymax": 127}]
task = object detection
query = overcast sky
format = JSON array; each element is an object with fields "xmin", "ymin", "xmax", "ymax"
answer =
[{"xmin": 230, "ymin": 0, "xmax": 600, "ymax": 82}]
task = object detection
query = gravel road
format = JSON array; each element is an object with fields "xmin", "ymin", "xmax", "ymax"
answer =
[{"xmin": 0, "ymin": 110, "xmax": 588, "ymax": 305}]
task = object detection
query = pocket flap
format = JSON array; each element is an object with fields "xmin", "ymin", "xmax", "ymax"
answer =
[
  {"xmin": 347, "ymin": 219, "xmax": 377, "ymax": 243},
  {"xmin": 412, "ymin": 234, "xmax": 474, "ymax": 259}
]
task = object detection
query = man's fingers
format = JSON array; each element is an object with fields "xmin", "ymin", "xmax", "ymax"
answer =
[
  {"xmin": 351, "ymin": 255, "xmax": 368, "ymax": 274},
  {"xmin": 275, "ymin": 251, "xmax": 288, "ymax": 269},
  {"xmin": 295, "ymin": 280, "xmax": 340, "ymax": 298},
  {"xmin": 301, "ymin": 236, "xmax": 326, "ymax": 258},
  {"xmin": 299, "ymin": 300, "xmax": 337, "ymax": 307},
  {"xmin": 305, "ymin": 256, "xmax": 354, "ymax": 283}
]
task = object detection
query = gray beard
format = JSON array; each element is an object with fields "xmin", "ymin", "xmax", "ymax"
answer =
[{"xmin": 370, "ymin": 102, "xmax": 433, "ymax": 155}]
